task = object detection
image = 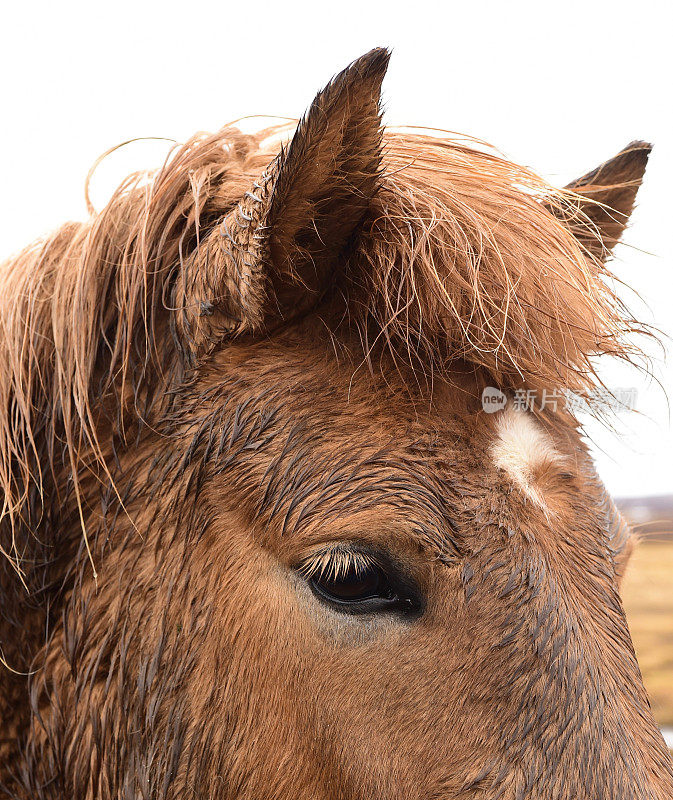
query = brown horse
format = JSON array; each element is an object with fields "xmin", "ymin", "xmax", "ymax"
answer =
[{"xmin": 0, "ymin": 48, "xmax": 671, "ymax": 799}]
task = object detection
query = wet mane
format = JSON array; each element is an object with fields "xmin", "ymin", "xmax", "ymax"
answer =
[
  {"xmin": 355, "ymin": 133, "xmax": 645, "ymax": 386},
  {"xmin": 0, "ymin": 125, "xmax": 645, "ymax": 574}
]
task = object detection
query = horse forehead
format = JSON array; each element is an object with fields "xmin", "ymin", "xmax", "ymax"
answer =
[{"xmin": 202, "ymin": 347, "xmax": 582, "ymax": 515}]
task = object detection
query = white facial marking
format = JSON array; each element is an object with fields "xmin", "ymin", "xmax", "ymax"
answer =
[{"xmin": 491, "ymin": 406, "xmax": 564, "ymax": 507}]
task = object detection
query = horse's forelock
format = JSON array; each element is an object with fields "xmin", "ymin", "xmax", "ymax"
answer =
[
  {"xmin": 353, "ymin": 132, "xmax": 648, "ymax": 400},
  {"xmin": 0, "ymin": 124, "xmax": 650, "ymax": 578}
]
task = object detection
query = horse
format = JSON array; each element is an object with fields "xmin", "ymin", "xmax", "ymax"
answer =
[{"xmin": 0, "ymin": 47, "xmax": 671, "ymax": 799}]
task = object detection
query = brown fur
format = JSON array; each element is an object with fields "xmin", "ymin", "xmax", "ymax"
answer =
[{"xmin": 0, "ymin": 48, "xmax": 671, "ymax": 799}]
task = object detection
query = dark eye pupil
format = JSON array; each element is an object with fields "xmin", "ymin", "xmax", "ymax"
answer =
[
  {"xmin": 312, "ymin": 566, "xmax": 392, "ymax": 604},
  {"xmin": 302, "ymin": 553, "xmax": 423, "ymax": 617}
]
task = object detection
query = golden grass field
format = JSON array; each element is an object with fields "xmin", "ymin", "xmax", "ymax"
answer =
[{"xmin": 622, "ymin": 539, "xmax": 673, "ymax": 726}]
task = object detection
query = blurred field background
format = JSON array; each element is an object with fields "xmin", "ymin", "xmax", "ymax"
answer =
[{"xmin": 620, "ymin": 495, "xmax": 673, "ymax": 728}]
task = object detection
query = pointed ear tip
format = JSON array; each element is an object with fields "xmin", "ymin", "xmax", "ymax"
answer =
[
  {"xmin": 624, "ymin": 139, "xmax": 653, "ymax": 153},
  {"xmin": 621, "ymin": 140, "xmax": 653, "ymax": 168},
  {"xmin": 351, "ymin": 47, "xmax": 392, "ymax": 80}
]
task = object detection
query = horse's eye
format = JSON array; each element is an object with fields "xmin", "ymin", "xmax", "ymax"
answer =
[
  {"xmin": 311, "ymin": 566, "xmax": 391, "ymax": 603},
  {"xmin": 309, "ymin": 563, "xmax": 416, "ymax": 615},
  {"xmin": 299, "ymin": 546, "xmax": 424, "ymax": 617}
]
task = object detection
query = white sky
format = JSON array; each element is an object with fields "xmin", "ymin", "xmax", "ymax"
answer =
[{"xmin": 1, "ymin": 0, "xmax": 671, "ymax": 498}]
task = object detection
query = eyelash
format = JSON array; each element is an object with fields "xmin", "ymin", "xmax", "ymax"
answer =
[
  {"xmin": 297, "ymin": 545, "xmax": 379, "ymax": 583},
  {"xmin": 297, "ymin": 544, "xmax": 424, "ymax": 617}
]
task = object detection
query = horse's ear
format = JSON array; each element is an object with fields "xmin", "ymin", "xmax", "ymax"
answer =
[
  {"xmin": 554, "ymin": 141, "xmax": 652, "ymax": 261},
  {"xmin": 265, "ymin": 47, "xmax": 389, "ymax": 317},
  {"xmin": 175, "ymin": 48, "xmax": 389, "ymax": 356}
]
